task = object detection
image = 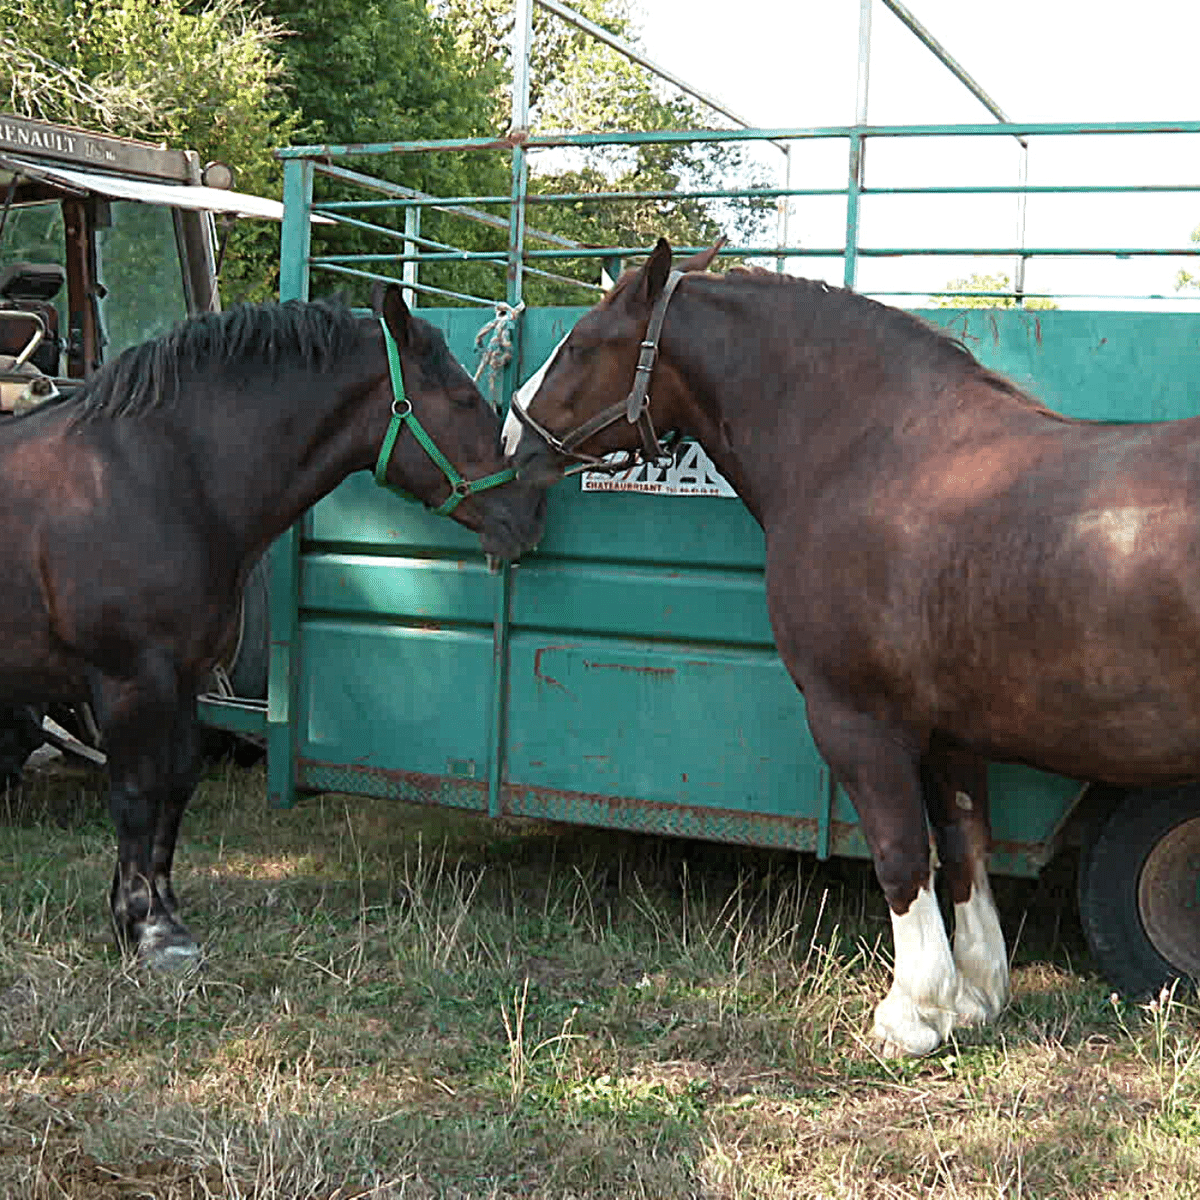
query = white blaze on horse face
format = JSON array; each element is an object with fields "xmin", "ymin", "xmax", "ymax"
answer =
[
  {"xmin": 872, "ymin": 883, "xmax": 957, "ymax": 1056},
  {"xmin": 951, "ymin": 860, "xmax": 1009, "ymax": 1024},
  {"xmin": 501, "ymin": 334, "xmax": 571, "ymax": 457}
]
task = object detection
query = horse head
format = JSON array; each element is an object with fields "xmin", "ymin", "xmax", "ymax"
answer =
[
  {"xmin": 372, "ymin": 282, "xmax": 545, "ymax": 560},
  {"xmin": 505, "ymin": 237, "xmax": 723, "ymax": 486}
]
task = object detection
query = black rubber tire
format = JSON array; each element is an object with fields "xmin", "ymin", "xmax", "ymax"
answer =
[{"xmin": 1078, "ymin": 784, "xmax": 1200, "ymax": 999}]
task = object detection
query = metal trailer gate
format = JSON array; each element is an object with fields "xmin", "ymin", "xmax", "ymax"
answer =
[{"xmin": 197, "ymin": 114, "xmax": 1200, "ymax": 881}]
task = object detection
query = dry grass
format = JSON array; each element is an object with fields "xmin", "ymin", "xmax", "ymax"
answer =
[{"xmin": 0, "ymin": 757, "xmax": 1197, "ymax": 1198}]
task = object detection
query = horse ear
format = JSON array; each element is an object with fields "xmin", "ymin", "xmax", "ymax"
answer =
[
  {"xmin": 677, "ymin": 236, "xmax": 726, "ymax": 274},
  {"xmin": 631, "ymin": 237, "xmax": 673, "ymax": 306},
  {"xmin": 379, "ymin": 282, "xmax": 413, "ymax": 348},
  {"xmin": 370, "ymin": 280, "xmax": 387, "ymax": 315}
]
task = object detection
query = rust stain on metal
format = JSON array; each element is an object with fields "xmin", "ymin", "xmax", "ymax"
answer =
[
  {"xmin": 297, "ymin": 762, "xmax": 1044, "ymax": 875},
  {"xmin": 987, "ymin": 314, "xmax": 999, "ymax": 346},
  {"xmin": 583, "ymin": 660, "xmax": 676, "ymax": 678},
  {"xmin": 533, "ymin": 646, "xmax": 566, "ymax": 690},
  {"xmin": 1034, "ymin": 316, "xmax": 1043, "ymax": 348}
]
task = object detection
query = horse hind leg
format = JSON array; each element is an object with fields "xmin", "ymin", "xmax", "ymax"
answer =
[
  {"xmin": 924, "ymin": 745, "xmax": 1009, "ymax": 1025},
  {"xmin": 804, "ymin": 700, "xmax": 957, "ymax": 1056}
]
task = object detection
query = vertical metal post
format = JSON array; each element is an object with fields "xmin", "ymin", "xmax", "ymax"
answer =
[
  {"xmin": 844, "ymin": 132, "xmax": 864, "ymax": 290},
  {"xmin": 402, "ymin": 206, "xmax": 420, "ymax": 307},
  {"xmin": 601, "ymin": 254, "xmax": 622, "ymax": 290},
  {"xmin": 776, "ymin": 146, "xmax": 792, "ymax": 274},
  {"xmin": 266, "ymin": 157, "xmax": 313, "ymax": 809},
  {"xmin": 844, "ymin": 0, "xmax": 873, "ymax": 289},
  {"xmin": 1014, "ymin": 143, "xmax": 1029, "ymax": 305},
  {"xmin": 486, "ymin": 0, "xmax": 534, "ymax": 821},
  {"xmin": 855, "ymin": 0, "xmax": 873, "ymax": 129}
]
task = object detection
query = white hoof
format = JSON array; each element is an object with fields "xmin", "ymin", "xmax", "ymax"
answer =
[{"xmin": 873, "ymin": 987, "xmax": 954, "ymax": 1057}]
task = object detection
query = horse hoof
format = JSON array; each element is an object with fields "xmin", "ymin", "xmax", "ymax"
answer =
[
  {"xmin": 872, "ymin": 992, "xmax": 951, "ymax": 1057},
  {"xmin": 951, "ymin": 979, "xmax": 1004, "ymax": 1027},
  {"xmin": 136, "ymin": 921, "xmax": 201, "ymax": 972},
  {"xmin": 144, "ymin": 942, "xmax": 202, "ymax": 973}
]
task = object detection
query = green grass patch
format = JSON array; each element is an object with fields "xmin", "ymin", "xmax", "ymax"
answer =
[{"xmin": 0, "ymin": 759, "xmax": 1197, "ymax": 1197}]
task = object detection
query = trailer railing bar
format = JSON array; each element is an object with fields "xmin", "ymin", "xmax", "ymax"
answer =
[
  {"xmin": 312, "ymin": 261, "xmax": 497, "ymax": 307},
  {"xmin": 316, "ymin": 185, "xmax": 841, "ymax": 209},
  {"xmin": 887, "ymin": 291, "xmax": 1200, "ymax": 301},
  {"xmin": 311, "ymin": 209, "xmax": 464, "ymax": 252},
  {"xmin": 312, "ymin": 181, "xmax": 1200, "ymax": 213},
  {"xmin": 310, "ymin": 245, "xmax": 1200, "ymax": 266},
  {"xmin": 311, "ymin": 158, "xmax": 586, "ymax": 250},
  {"xmin": 516, "ymin": 245, "xmax": 1200, "ymax": 261},
  {"xmin": 276, "ymin": 121, "xmax": 1200, "ymax": 158}
]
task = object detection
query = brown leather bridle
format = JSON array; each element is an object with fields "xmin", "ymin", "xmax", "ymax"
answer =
[{"xmin": 508, "ymin": 269, "xmax": 686, "ymax": 476}]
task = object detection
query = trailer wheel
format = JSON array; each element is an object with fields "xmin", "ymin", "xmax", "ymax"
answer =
[{"xmin": 1078, "ymin": 784, "xmax": 1200, "ymax": 998}]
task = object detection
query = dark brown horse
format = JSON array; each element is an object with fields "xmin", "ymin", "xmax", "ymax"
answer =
[
  {"xmin": 1, "ymin": 283, "xmax": 544, "ymax": 968},
  {"xmin": 505, "ymin": 237, "xmax": 1200, "ymax": 1055}
]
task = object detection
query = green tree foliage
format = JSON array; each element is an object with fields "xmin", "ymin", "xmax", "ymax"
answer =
[
  {"xmin": 254, "ymin": 0, "xmax": 511, "ymax": 307},
  {"xmin": 928, "ymin": 271, "xmax": 1058, "ymax": 310},
  {"xmin": 3, "ymin": 0, "xmax": 772, "ymax": 308},
  {"xmin": 0, "ymin": 0, "xmax": 297, "ymax": 300}
]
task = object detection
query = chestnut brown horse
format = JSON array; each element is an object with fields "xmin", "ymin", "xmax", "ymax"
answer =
[
  {"xmin": 0, "ymin": 283, "xmax": 544, "ymax": 967},
  {"xmin": 506, "ymin": 237, "xmax": 1200, "ymax": 1055}
]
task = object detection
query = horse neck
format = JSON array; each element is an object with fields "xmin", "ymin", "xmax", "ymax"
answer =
[
  {"xmin": 191, "ymin": 351, "xmax": 383, "ymax": 558},
  {"xmin": 663, "ymin": 280, "xmax": 1037, "ymax": 522}
]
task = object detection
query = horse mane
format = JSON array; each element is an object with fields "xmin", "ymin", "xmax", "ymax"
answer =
[
  {"xmin": 609, "ymin": 261, "xmax": 1068, "ymax": 421},
  {"xmin": 70, "ymin": 297, "xmax": 363, "ymax": 421}
]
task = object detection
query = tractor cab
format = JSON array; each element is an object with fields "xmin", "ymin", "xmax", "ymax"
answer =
[{"xmin": 0, "ymin": 113, "xmax": 286, "ymax": 417}]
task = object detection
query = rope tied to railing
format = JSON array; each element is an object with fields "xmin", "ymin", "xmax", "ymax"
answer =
[{"xmin": 473, "ymin": 300, "xmax": 525, "ymax": 404}]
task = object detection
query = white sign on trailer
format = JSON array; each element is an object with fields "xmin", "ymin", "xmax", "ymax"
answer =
[{"xmin": 580, "ymin": 442, "xmax": 736, "ymax": 496}]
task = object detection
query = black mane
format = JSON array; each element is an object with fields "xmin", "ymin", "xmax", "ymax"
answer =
[{"xmin": 71, "ymin": 298, "xmax": 363, "ymax": 421}]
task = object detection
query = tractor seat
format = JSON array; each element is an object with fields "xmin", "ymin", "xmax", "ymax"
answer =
[
  {"xmin": 0, "ymin": 261, "xmax": 65, "ymax": 376},
  {"xmin": 0, "ymin": 261, "xmax": 65, "ymax": 303}
]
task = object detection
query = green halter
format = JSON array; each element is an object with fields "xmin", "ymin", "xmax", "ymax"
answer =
[{"xmin": 373, "ymin": 318, "xmax": 516, "ymax": 517}]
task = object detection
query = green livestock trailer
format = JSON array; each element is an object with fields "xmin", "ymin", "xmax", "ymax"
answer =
[{"xmin": 199, "ymin": 120, "xmax": 1200, "ymax": 999}]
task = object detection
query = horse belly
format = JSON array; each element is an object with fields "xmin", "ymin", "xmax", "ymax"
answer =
[{"xmin": 932, "ymin": 550, "xmax": 1200, "ymax": 786}]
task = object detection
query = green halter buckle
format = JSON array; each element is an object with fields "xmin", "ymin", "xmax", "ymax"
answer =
[{"xmin": 373, "ymin": 317, "xmax": 516, "ymax": 517}]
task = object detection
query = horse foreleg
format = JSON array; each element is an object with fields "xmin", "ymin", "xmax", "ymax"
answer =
[
  {"xmin": 150, "ymin": 699, "xmax": 202, "ymax": 919},
  {"xmin": 924, "ymin": 747, "xmax": 1009, "ymax": 1025},
  {"xmin": 92, "ymin": 654, "xmax": 200, "ymax": 968},
  {"xmin": 805, "ymin": 701, "xmax": 955, "ymax": 1056}
]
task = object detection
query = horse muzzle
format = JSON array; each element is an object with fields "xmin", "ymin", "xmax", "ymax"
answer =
[
  {"xmin": 512, "ymin": 431, "xmax": 570, "ymax": 489},
  {"xmin": 475, "ymin": 478, "xmax": 547, "ymax": 561}
]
